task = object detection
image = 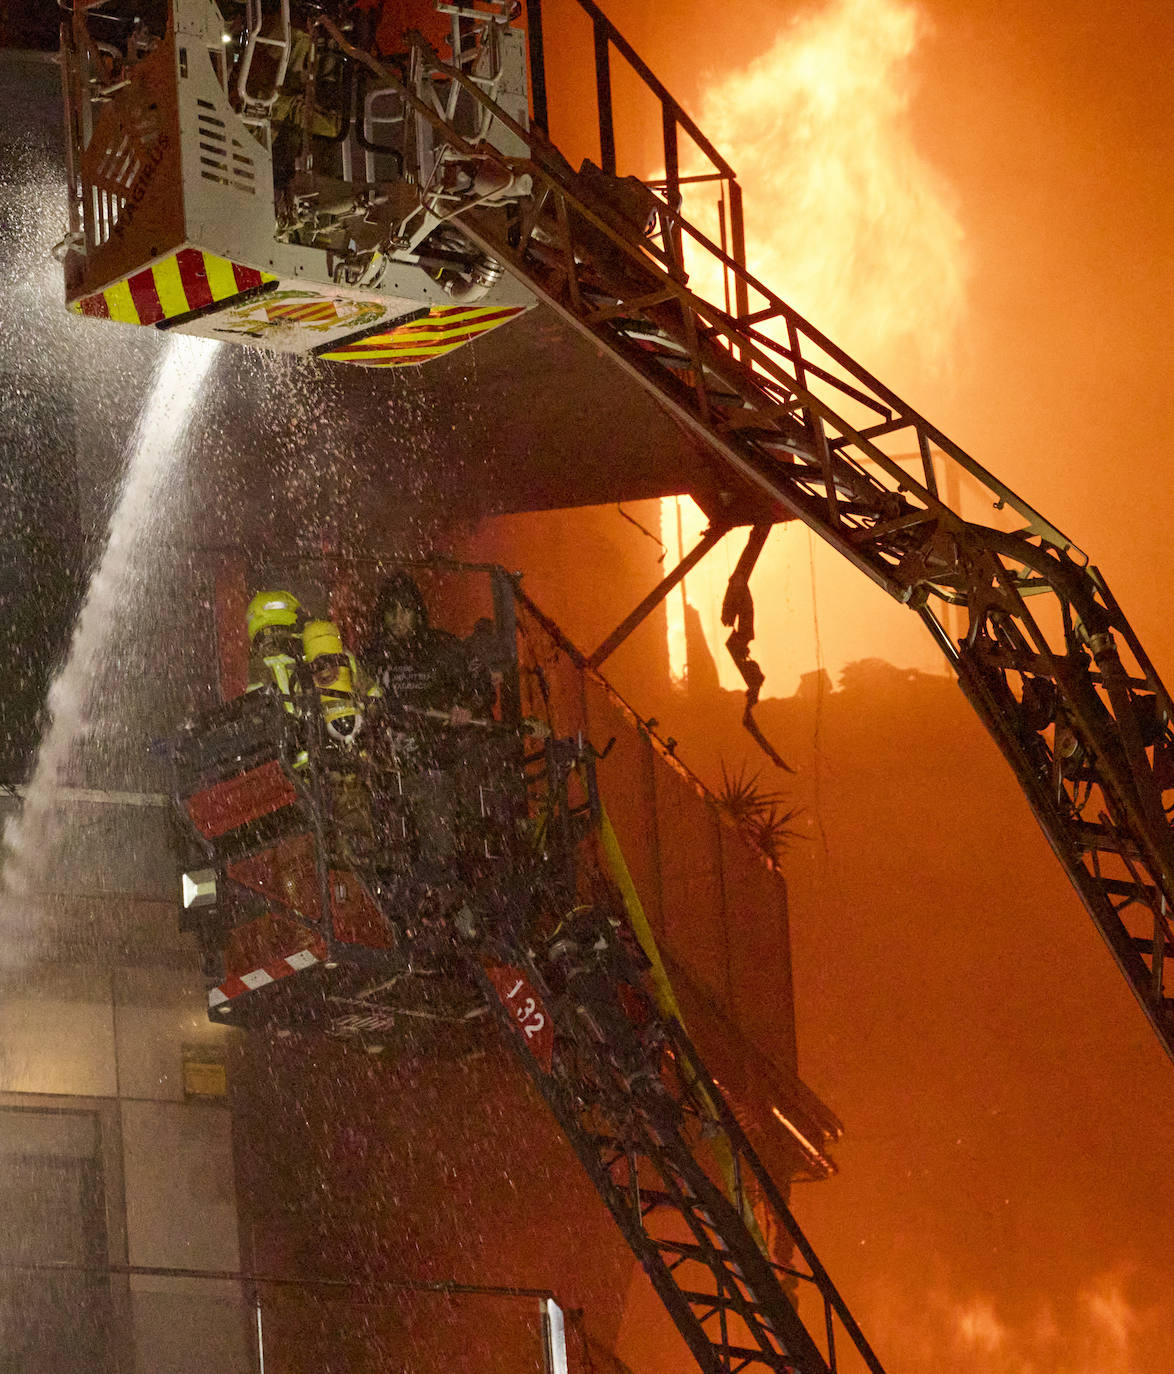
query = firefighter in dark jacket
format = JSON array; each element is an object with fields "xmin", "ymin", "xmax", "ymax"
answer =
[
  {"xmin": 366, "ymin": 571, "xmax": 494, "ymax": 730},
  {"xmin": 365, "ymin": 572, "xmax": 495, "ymax": 880}
]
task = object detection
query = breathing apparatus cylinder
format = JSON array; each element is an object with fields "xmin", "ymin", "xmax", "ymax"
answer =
[{"xmin": 302, "ymin": 619, "xmax": 362, "ymax": 741}]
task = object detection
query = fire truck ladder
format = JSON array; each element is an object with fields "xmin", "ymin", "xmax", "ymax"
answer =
[
  {"xmin": 320, "ymin": 17, "xmax": 1174, "ymax": 1066},
  {"xmin": 473, "ymin": 940, "xmax": 884, "ymax": 1374},
  {"xmin": 181, "ymin": 689, "xmax": 880, "ymax": 1373}
]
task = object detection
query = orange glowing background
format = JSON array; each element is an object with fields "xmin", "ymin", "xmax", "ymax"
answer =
[
  {"xmin": 530, "ymin": 1, "xmax": 1174, "ymax": 1370},
  {"xmin": 665, "ymin": 0, "xmax": 970, "ymax": 697}
]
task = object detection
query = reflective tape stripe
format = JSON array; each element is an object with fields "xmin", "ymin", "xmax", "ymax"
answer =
[
  {"xmin": 419, "ymin": 306, "xmax": 520, "ymax": 327},
  {"xmin": 71, "ymin": 250, "xmax": 276, "ymax": 326},
  {"xmin": 233, "ymin": 261, "xmax": 265, "ymax": 293},
  {"xmin": 345, "ymin": 347, "xmax": 451, "ymax": 361},
  {"xmin": 176, "ymin": 246, "xmax": 214, "ymax": 311},
  {"xmin": 103, "ymin": 278, "xmax": 138, "ymax": 323},
  {"xmin": 79, "ymin": 292, "xmax": 110, "ymax": 320},
  {"xmin": 151, "ymin": 252, "xmax": 189, "ymax": 319},
  {"xmin": 203, "ymin": 251, "xmax": 240, "ymax": 302},
  {"xmin": 208, "ymin": 944, "xmax": 323, "ymax": 1008},
  {"xmin": 320, "ymin": 304, "xmax": 525, "ymax": 368},
  {"xmin": 126, "ymin": 267, "xmax": 164, "ymax": 324}
]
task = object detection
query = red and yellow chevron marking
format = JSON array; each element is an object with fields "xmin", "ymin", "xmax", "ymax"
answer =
[
  {"xmin": 319, "ymin": 303, "xmax": 525, "ymax": 367},
  {"xmin": 71, "ymin": 248, "xmax": 275, "ymax": 326},
  {"xmin": 265, "ymin": 298, "xmax": 339, "ymax": 325}
]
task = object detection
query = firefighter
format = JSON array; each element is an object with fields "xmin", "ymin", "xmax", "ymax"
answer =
[
  {"xmin": 366, "ymin": 571, "xmax": 494, "ymax": 731},
  {"xmin": 299, "ymin": 616, "xmax": 378, "ymax": 864},
  {"xmin": 364, "ymin": 572, "xmax": 494, "ymax": 882},
  {"xmin": 246, "ymin": 589, "xmax": 306, "ymax": 713}
]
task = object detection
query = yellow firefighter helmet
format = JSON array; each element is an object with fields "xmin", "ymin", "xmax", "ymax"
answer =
[
  {"xmin": 247, "ymin": 590, "xmax": 303, "ymax": 642},
  {"xmin": 302, "ymin": 618, "xmax": 345, "ymax": 664}
]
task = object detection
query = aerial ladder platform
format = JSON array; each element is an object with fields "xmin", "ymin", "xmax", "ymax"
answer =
[
  {"xmin": 170, "ymin": 563, "xmax": 882, "ymax": 1374},
  {"xmin": 57, "ymin": 0, "xmax": 1174, "ymax": 1070},
  {"xmin": 57, "ymin": 1, "xmax": 1174, "ymax": 1369}
]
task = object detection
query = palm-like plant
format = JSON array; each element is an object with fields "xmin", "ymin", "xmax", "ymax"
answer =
[{"xmin": 716, "ymin": 761, "xmax": 802, "ymax": 865}]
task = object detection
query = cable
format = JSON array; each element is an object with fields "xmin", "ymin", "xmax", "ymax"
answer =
[
  {"xmin": 615, "ymin": 502, "xmax": 666, "ymax": 562},
  {"xmin": 807, "ymin": 530, "xmax": 830, "ymax": 861}
]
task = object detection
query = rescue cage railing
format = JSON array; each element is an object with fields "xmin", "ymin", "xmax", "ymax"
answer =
[
  {"xmin": 173, "ymin": 569, "xmax": 600, "ymax": 982},
  {"xmin": 176, "ymin": 723, "xmax": 575, "ymax": 968},
  {"xmin": 0, "ymin": 1259, "xmax": 572, "ymax": 1373},
  {"xmin": 315, "ymin": 29, "xmax": 1174, "ymax": 1065},
  {"xmin": 522, "ymin": 0, "xmax": 750, "ymax": 315}
]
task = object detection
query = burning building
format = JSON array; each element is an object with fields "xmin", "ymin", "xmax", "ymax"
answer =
[{"xmin": 2, "ymin": 1, "xmax": 1174, "ymax": 1371}]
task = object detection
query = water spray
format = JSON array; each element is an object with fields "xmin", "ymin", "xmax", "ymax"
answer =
[{"xmin": 0, "ymin": 335, "xmax": 219, "ymax": 958}]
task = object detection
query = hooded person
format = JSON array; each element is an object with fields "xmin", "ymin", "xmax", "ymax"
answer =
[
  {"xmin": 366, "ymin": 571, "xmax": 494, "ymax": 726},
  {"xmin": 364, "ymin": 572, "xmax": 496, "ymax": 879}
]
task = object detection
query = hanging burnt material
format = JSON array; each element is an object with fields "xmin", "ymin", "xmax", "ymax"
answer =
[{"xmin": 721, "ymin": 523, "xmax": 793, "ymax": 773}]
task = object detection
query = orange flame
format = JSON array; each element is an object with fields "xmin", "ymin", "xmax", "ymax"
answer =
[{"xmin": 665, "ymin": 0, "xmax": 970, "ymax": 695}]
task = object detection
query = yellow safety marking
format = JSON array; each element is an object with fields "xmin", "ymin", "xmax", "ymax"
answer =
[
  {"xmin": 428, "ymin": 306, "xmax": 513, "ymax": 324},
  {"xmin": 151, "ymin": 252, "xmax": 189, "ymax": 319},
  {"xmin": 203, "ymin": 252, "xmax": 240, "ymax": 301},
  {"xmin": 104, "ymin": 278, "xmax": 139, "ymax": 324},
  {"xmin": 328, "ymin": 326, "xmax": 495, "ymax": 350},
  {"xmin": 331, "ymin": 343, "xmax": 451, "ymax": 359},
  {"xmin": 599, "ymin": 800, "xmax": 771, "ymax": 1256},
  {"xmin": 599, "ymin": 805, "xmax": 681, "ymax": 1021},
  {"xmin": 320, "ymin": 304, "xmax": 525, "ymax": 367},
  {"xmin": 376, "ymin": 327, "xmax": 495, "ymax": 342}
]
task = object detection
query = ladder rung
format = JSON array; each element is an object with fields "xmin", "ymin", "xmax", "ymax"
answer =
[{"xmin": 679, "ymin": 1289, "xmax": 771, "ymax": 1321}]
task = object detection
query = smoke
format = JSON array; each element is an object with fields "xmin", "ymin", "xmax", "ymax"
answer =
[{"xmin": 863, "ymin": 1267, "xmax": 1168, "ymax": 1374}]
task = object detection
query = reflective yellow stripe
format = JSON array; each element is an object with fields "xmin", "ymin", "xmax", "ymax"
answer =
[
  {"xmin": 324, "ymin": 346, "xmax": 452, "ymax": 361},
  {"xmin": 598, "ymin": 800, "xmax": 769, "ymax": 1253},
  {"xmin": 428, "ymin": 307, "xmax": 504, "ymax": 324},
  {"xmin": 204, "ymin": 253, "xmax": 239, "ymax": 301},
  {"xmin": 599, "ymin": 804, "xmax": 680, "ymax": 1021},
  {"xmin": 151, "ymin": 253, "xmax": 190, "ymax": 318},
  {"xmin": 337, "ymin": 357, "xmax": 421, "ymax": 367},
  {"xmin": 382, "ymin": 327, "xmax": 493, "ymax": 343},
  {"xmin": 104, "ymin": 278, "xmax": 139, "ymax": 324},
  {"xmin": 397, "ymin": 319, "xmax": 513, "ymax": 338},
  {"xmin": 321, "ymin": 306, "xmax": 522, "ymax": 366}
]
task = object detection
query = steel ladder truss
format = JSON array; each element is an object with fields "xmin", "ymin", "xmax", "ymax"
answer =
[
  {"xmin": 472, "ymin": 938, "xmax": 885, "ymax": 1374},
  {"xmin": 297, "ymin": 704, "xmax": 886, "ymax": 1374},
  {"xmin": 172, "ymin": 631, "xmax": 888, "ymax": 1368},
  {"xmin": 312, "ymin": 27, "xmax": 1174, "ymax": 1063}
]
